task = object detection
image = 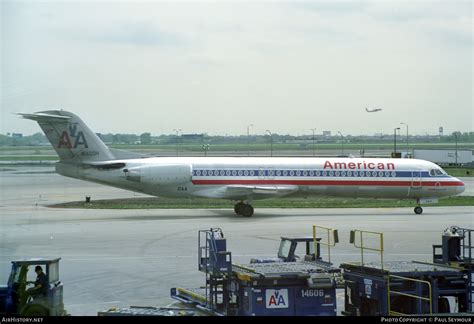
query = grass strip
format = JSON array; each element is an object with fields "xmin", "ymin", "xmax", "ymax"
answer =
[{"xmin": 50, "ymin": 196, "xmax": 474, "ymax": 209}]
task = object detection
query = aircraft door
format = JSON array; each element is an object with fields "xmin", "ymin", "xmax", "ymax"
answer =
[
  {"xmin": 258, "ymin": 167, "xmax": 265, "ymax": 180},
  {"xmin": 411, "ymin": 171, "xmax": 422, "ymax": 188},
  {"xmin": 258, "ymin": 167, "xmax": 274, "ymax": 180},
  {"xmin": 267, "ymin": 167, "xmax": 275, "ymax": 180}
]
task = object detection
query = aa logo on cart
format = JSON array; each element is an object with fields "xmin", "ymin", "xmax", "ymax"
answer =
[{"xmin": 265, "ymin": 289, "xmax": 288, "ymax": 309}]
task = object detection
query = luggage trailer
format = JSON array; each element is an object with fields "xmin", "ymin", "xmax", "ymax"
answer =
[
  {"xmin": 98, "ymin": 225, "xmax": 473, "ymax": 317},
  {"xmin": 171, "ymin": 227, "xmax": 341, "ymax": 316},
  {"xmin": 340, "ymin": 227, "xmax": 473, "ymax": 316}
]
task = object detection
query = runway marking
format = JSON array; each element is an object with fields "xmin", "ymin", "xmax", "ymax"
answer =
[
  {"xmin": 54, "ymin": 253, "xmax": 432, "ymax": 262},
  {"xmin": 67, "ymin": 300, "xmax": 121, "ymax": 307},
  {"xmin": 165, "ymin": 301, "xmax": 180, "ymax": 308},
  {"xmin": 64, "ymin": 256, "xmax": 195, "ymax": 261}
]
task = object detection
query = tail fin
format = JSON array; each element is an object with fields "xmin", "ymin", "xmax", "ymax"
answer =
[{"xmin": 18, "ymin": 110, "xmax": 115, "ymax": 162}]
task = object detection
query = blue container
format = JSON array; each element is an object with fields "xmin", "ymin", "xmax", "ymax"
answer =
[{"xmin": 238, "ymin": 286, "xmax": 336, "ymax": 316}]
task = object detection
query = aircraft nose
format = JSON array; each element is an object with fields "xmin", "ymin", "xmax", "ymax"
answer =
[{"xmin": 455, "ymin": 179, "xmax": 465, "ymax": 195}]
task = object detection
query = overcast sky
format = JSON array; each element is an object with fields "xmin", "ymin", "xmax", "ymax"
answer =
[{"xmin": 1, "ymin": 0, "xmax": 472, "ymax": 136}]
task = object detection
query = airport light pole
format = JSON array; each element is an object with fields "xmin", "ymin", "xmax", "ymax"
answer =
[
  {"xmin": 247, "ymin": 124, "xmax": 253, "ymax": 156},
  {"xmin": 393, "ymin": 127, "xmax": 400, "ymax": 156},
  {"xmin": 454, "ymin": 132, "xmax": 459, "ymax": 165},
  {"xmin": 202, "ymin": 144, "xmax": 210, "ymax": 157},
  {"xmin": 400, "ymin": 122, "xmax": 409, "ymax": 158},
  {"xmin": 173, "ymin": 128, "xmax": 181, "ymax": 156},
  {"xmin": 311, "ymin": 128, "xmax": 317, "ymax": 156},
  {"xmin": 266, "ymin": 130, "xmax": 273, "ymax": 157},
  {"xmin": 337, "ymin": 131, "xmax": 344, "ymax": 156}
]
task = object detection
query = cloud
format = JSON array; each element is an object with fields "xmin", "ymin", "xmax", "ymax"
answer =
[
  {"xmin": 289, "ymin": 2, "xmax": 370, "ymax": 14},
  {"xmin": 94, "ymin": 22, "xmax": 187, "ymax": 47},
  {"xmin": 1, "ymin": 1, "xmax": 472, "ymax": 136},
  {"xmin": 366, "ymin": 1, "xmax": 473, "ymax": 47}
]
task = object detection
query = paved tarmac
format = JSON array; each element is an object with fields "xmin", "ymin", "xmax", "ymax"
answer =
[{"xmin": 0, "ymin": 166, "xmax": 472, "ymax": 315}]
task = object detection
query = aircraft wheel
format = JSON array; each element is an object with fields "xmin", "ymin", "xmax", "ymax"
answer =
[
  {"xmin": 234, "ymin": 202, "xmax": 244, "ymax": 215},
  {"xmin": 241, "ymin": 204, "xmax": 254, "ymax": 217},
  {"xmin": 414, "ymin": 206, "xmax": 423, "ymax": 215},
  {"xmin": 21, "ymin": 304, "xmax": 49, "ymax": 316}
]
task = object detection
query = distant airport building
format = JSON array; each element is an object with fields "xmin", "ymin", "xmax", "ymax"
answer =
[
  {"xmin": 182, "ymin": 134, "xmax": 204, "ymax": 140},
  {"xmin": 7, "ymin": 133, "xmax": 23, "ymax": 138},
  {"xmin": 322, "ymin": 131, "xmax": 331, "ymax": 137},
  {"xmin": 413, "ymin": 149, "xmax": 473, "ymax": 166},
  {"xmin": 439, "ymin": 127, "xmax": 443, "ymax": 136}
]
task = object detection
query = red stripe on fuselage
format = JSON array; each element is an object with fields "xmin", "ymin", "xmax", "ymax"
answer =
[{"xmin": 191, "ymin": 179, "xmax": 464, "ymax": 187}]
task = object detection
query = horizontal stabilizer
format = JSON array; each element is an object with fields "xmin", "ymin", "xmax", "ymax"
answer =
[
  {"xmin": 19, "ymin": 110, "xmax": 115, "ymax": 162},
  {"xmin": 17, "ymin": 112, "xmax": 70, "ymax": 122}
]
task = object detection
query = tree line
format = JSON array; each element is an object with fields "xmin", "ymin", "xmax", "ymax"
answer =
[{"xmin": 1, "ymin": 131, "xmax": 473, "ymax": 147}]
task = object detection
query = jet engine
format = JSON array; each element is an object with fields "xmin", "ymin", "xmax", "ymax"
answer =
[{"xmin": 124, "ymin": 164, "xmax": 192, "ymax": 185}]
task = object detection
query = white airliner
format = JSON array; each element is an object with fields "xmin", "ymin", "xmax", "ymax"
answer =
[
  {"xmin": 366, "ymin": 107, "xmax": 382, "ymax": 113},
  {"xmin": 19, "ymin": 110, "xmax": 465, "ymax": 217}
]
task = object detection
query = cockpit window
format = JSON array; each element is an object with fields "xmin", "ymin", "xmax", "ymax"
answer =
[{"xmin": 430, "ymin": 169, "xmax": 446, "ymax": 176}]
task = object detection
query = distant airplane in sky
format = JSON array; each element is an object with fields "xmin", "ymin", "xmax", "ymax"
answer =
[
  {"xmin": 366, "ymin": 107, "xmax": 382, "ymax": 113},
  {"xmin": 19, "ymin": 110, "xmax": 464, "ymax": 217}
]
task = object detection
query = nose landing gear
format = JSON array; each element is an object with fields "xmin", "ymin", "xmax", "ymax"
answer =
[
  {"xmin": 414, "ymin": 199, "xmax": 423, "ymax": 214},
  {"xmin": 234, "ymin": 201, "xmax": 254, "ymax": 217}
]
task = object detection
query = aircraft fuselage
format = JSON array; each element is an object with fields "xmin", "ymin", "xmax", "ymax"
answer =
[
  {"xmin": 56, "ymin": 156, "xmax": 465, "ymax": 201},
  {"xmin": 20, "ymin": 110, "xmax": 465, "ymax": 217}
]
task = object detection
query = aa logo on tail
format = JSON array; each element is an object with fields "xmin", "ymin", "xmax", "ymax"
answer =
[{"xmin": 58, "ymin": 123, "xmax": 88, "ymax": 149}]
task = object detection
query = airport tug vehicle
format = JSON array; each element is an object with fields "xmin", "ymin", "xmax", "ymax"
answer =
[
  {"xmin": 0, "ymin": 258, "xmax": 68, "ymax": 316},
  {"xmin": 170, "ymin": 227, "xmax": 342, "ymax": 316},
  {"xmin": 432, "ymin": 226, "xmax": 474, "ymax": 312}
]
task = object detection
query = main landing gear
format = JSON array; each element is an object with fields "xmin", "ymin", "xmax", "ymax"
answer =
[{"xmin": 234, "ymin": 201, "xmax": 254, "ymax": 217}]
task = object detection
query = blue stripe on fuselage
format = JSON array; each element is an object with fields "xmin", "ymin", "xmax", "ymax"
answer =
[{"xmin": 191, "ymin": 169, "xmax": 448, "ymax": 178}]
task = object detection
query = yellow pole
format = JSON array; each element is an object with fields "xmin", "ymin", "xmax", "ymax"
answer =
[
  {"xmin": 387, "ymin": 274, "xmax": 391, "ymax": 315},
  {"xmin": 380, "ymin": 233, "xmax": 384, "ymax": 270}
]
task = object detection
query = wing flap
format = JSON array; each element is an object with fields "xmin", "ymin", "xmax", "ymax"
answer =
[
  {"xmin": 226, "ymin": 185, "xmax": 299, "ymax": 196},
  {"xmin": 192, "ymin": 184, "xmax": 299, "ymax": 199}
]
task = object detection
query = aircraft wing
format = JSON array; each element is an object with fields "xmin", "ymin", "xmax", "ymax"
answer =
[
  {"xmin": 192, "ymin": 184, "xmax": 299, "ymax": 200},
  {"xmin": 109, "ymin": 148, "xmax": 151, "ymax": 160}
]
